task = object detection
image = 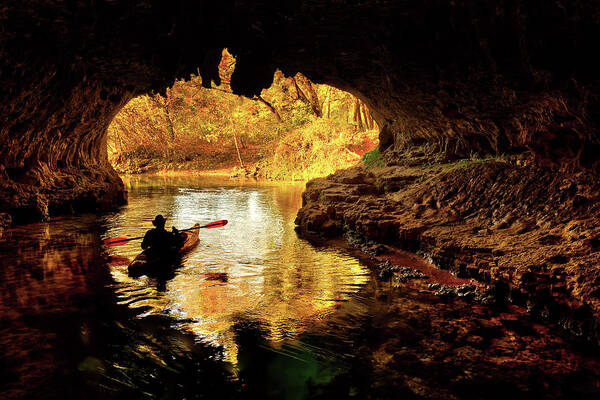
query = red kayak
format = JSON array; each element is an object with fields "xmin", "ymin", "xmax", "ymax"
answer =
[{"xmin": 127, "ymin": 224, "xmax": 200, "ymax": 277}]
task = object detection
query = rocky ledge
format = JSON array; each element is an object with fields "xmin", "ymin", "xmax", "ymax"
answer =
[
  {"xmin": 296, "ymin": 156, "xmax": 600, "ymax": 345},
  {"xmin": 0, "ymin": 164, "xmax": 126, "ymax": 224}
]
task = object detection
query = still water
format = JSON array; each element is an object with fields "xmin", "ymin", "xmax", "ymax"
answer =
[
  {"xmin": 107, "ymin": 176, "xmax": 369, "ymax": 367},
  {"xmin": 1, "ymin": 175, "xmax": 600, "ymax": 399}
]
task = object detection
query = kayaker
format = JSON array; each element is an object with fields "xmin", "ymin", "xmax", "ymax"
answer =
[{"xmin": 141, "ymin": 215, "xmax": 184, "ymax": 257}]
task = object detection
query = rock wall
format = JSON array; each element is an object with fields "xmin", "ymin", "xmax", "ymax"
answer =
[
  {"xmin": 296, "ymin": 159, "xmax": 600, "ymax": 345},
  {"xmin": 0, "ymin": 74, "xmax": 129, "ymax": 221},
  {"xmin": 238, "ymin": 1, "xmax": 600, "ymax": 168},
  {"xmin": 1, "ymin": 1, "xmax": 599, "ymax": 223},
  {"xmin": 0, "ymin": 0, "xmax": 230, "ymax": 220},
  {"xmin": 1, "ymin": 0, "xmax": 600, "ymax": 352}
]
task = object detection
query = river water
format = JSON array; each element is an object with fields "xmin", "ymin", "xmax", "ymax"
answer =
[{"xmin": 1, "ymin": 175, "xmax": 599, "ymax": 399}]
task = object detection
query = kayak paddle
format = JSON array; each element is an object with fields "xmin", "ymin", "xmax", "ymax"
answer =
[{"xmin": 104, "ymin": 219, "xmax": 228, "ymax": 247}]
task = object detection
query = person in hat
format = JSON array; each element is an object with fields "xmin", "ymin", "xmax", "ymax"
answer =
[{"xmin": 141, "ymin": 214, "xmax": 184, "ymax": 258}]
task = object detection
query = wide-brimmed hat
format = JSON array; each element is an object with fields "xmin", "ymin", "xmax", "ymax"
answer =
[{"xmin": 152, "ymin": 214, "xmax": 166, "ymax": 226}]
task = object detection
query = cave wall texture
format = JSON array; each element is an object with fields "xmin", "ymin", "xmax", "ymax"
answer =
[{"xmin": 1, "ymin": 0, "xmax": 600, "ymax": 223}]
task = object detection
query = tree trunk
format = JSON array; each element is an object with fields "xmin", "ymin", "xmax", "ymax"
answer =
[
  {"xmin": 353, "ymin": 98, "xmax": 364, "ymax": 131},
  {"xmin": 324, "ymin": 86, "xmax": 331, "ymax": 119},
  {"xmin": 255, "ymin": 95, "xmax": 283, "ymax": 122},
  {"xmin": 233, "ymin": 133, "xmax": 244, "ymax": 168},
  {"xmin": 362, "ymin": 102, "xmax": 373, "ymax": 129},
  {"xmin": 290, "ymin": 76, "xmax": 303, "ymax": 100},
  {"xmin": 163, "ymin": 104, "xmax": 175, "ymax": 141},
  {"xmin": 365, "ymin": 104, "xmax": 378, "ymax": 130},
  {"xmin": 297, "ymin": 74, "xmax": 322, "ymax": 117},
  {"xmin": 239, "ymin": 135, "xmax": 248, "ymax": 149},
  {"xmin": 291, "ymin": 75, "xmax": 322, "ymax": 117},
  {"xmin": 112, "ymin": 120, "xmax": 126, "ymax": 154}
]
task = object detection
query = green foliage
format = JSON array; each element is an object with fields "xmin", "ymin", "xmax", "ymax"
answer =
[
  {"xmin": 264, "ymin": 119, "xmax": 378, "ymax": 180},
  {"xmin": 107, "ymin": 49, "xmax": 379, "ymax": 177},
  {"xmin": 360, "ymin": 147, "xmax": 385, "ymax": 168},
  {"xmin": 419, "ymin": 157, "xmax": 501, "ymax": 173}
]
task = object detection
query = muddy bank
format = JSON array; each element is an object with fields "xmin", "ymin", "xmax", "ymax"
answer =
[{"xmin": 296, "ymin": 156, "xmax": 600, "ymax": 345}]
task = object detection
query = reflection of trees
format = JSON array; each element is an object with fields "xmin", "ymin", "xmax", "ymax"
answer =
[
  {"xmin": 109, "ymin": 178, "xmax": 369, "ymax": 365},
  {"xmin": 146, "ymin": 185, "xmax": 366, "ymax": 363},
  {"xmin": 270, "ymin": 184, "xmax": 305, "ymax": 219},
  {"xmin": 0, "ymin": 222, "xmax": 107, "ymax": 318},
  {"xmin": 1, "ymin": 215, "xmax": 241, "ymax": 398},
  {"xmin": 0, "ymin": 218, "xmax": 112, "ymax": 398}
]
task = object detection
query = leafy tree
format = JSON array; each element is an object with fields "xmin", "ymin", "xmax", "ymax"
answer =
[{"xmin": 107, "ymin": 49, "xmax": 378, "ymax": 179}]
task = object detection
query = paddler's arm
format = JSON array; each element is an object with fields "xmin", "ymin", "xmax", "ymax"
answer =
[
  {"xmin": 171, "ymin": 227, "xmax": 184, "ymax": 249},
  {"xmin": 141, "ymin": 230, "xmax": 152, "ymax": 249}
]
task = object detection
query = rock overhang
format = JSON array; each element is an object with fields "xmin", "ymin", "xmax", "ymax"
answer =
[{"xmin": 1, "ymin": 0, "xmax": 599, "ymax": 221}]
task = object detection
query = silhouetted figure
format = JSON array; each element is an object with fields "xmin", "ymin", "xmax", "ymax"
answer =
[{"xmin": 142, "ymin": 215, "xmax": 184, "ymax": 258}]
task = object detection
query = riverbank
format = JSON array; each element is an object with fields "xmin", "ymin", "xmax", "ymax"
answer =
[
  {"xmin": 4, "ymin": 174, "xmax": 600, "ymax": 399},
  {"xmin": 295, "ymin": 154, "xmax": 600, "ymax": 346},
  {"xmin": 109, "ymin": 121, "xmax": 379, "ymax": 181},
  {"xmin": 153, "ymin": 168, "xmax": 232, "ymax": 177}
]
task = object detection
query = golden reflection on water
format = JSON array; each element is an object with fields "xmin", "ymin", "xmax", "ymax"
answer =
[{"xmin": 106, "ymin": 176, "xmax": 369, "ymax": 364}]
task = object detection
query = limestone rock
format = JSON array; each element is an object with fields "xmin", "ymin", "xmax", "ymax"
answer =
[
  {"xmin": 1, "ymin": 1, "xmax": 600, "ymax": 220},
  {"xmin": 296, "ymin": 156, "xmax": 600, "ymax": 345}
]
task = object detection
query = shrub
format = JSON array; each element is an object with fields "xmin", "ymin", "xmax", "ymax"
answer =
[{"xmin": 361, "ymin": 147, "xmax": 385, "ymax": 168}]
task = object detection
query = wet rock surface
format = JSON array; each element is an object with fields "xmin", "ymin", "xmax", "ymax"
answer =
[
  {"xmin": 427, "ymin": 283, "xmax": 497, "ymax": 305},
  {"xmin": 376, "ymin": 260, "xmax": 429, "ymax": 283},
  {"xmin": 312, "ymin": 235, "xmax": 600, "ymax": 398},
  {"xmin": 352, "ymin": 282, "xmax": 600, "ymax": 400},
  {"xmin": 296, "ymin": 159, "xmax": 600, "ymax": 345},
  {"xmin": 0, "ymin": 213, "xmax": 11, "ymax": 238}
]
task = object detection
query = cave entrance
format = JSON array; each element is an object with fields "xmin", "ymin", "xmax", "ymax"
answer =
[{"xmin": 106, "ymin": 50, "xmax": 378, "ymax": 181}]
